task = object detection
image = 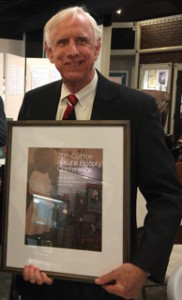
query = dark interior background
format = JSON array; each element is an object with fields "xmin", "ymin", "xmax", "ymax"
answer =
[{"xmin": 0, "ymin": 0, "xmax": 182, "ymax": 39}]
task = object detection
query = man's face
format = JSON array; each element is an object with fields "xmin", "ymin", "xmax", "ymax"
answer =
[{"xmin": 46, "ymin": 14, "xmax": 101, "ymax": 91}]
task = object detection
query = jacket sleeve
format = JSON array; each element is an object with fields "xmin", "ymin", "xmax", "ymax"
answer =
[{"xmin": 131, "ymin": 96, "xmax": 182, "ymax": 283}]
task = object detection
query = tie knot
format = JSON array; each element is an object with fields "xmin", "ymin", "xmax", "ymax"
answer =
[
  {"xmin": 68, "ymin": 94, "xmax": 78, "ymax": 107},
  {"xmin": 62, "ymin": 94, "xmax": 78, "ymax": 120}
]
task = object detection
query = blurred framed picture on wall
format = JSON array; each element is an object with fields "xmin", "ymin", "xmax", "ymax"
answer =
[
  {"xmin": 109, "ymin": 71, "xmax": 129, "ymax": 87},
  {"xmin": 139, "ymin": 62, "xmax": 172, "ymax": 93}
]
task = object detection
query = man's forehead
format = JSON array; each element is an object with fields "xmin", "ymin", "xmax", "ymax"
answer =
[
  {"xmin": 51, "ymin": 14, "xmax": 92, "ymax": 34},
  {"xmin": 50, "ymin": 18, "xmax": 94, "ymax": 42},
  {"xmin": 53, "ymin": 14, "xmax": 86, "ymax": 26}
]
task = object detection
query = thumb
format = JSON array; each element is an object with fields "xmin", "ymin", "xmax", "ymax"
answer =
[
  {"xmin": 95, "ymin": 271, "xmax": 115, "ymax": 285},
  {"xmin": 41, "ymin": 272, "xmax": 53, "ymax": 285}
]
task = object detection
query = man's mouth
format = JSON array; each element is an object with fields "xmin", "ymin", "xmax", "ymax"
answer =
[{"xmin": 66, "ymin": 61, "xmax": 83, "ymax": 66}]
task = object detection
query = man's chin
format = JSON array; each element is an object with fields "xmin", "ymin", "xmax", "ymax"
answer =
[{"xmin": 63, "ymin": 73, "xmax": 85, "ymax": 83}]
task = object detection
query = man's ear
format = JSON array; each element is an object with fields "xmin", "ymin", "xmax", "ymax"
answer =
[
  {"xmin": 94, "ymin": 38, "xmax": 102, "ymax": 61},
  {"xmin": 45, "ymin": 42, "xmax": 54, "ymax": 63}
]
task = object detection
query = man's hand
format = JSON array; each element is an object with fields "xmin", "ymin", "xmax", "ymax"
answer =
[
  {"xmin": 23, "ymin": 264, "xmax": 53, "ymax": 285},
  {"xmin": 95, "ymin": 263, "xmax": 147, "ymax": 299}
]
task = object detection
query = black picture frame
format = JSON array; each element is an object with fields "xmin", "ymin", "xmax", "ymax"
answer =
[{"xmin": 2, "ymin": 120, "xmax": 130, "ymax": 282}]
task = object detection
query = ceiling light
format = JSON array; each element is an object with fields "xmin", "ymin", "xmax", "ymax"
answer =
[{"xmin": 116, "ymin": 9, "xmax": 122, "ymax": 15}]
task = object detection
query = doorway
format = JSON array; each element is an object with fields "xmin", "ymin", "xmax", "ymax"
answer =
[{"xmin": 174, "ymin": 70, "xmax": 182, "ymax": 140}]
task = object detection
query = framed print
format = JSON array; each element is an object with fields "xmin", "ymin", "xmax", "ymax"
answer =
[
  {"xmin": 147, "ymin": 70, "xmax": 157, "ymax": 88},
  {"xmin": 139, "ymin": 62, "xmax": 172, "ymax": 93},
  {"xmin": 158, "ymin": 70, "xmax": 167, "ymax": 86},
  {"xmin": 2, "ymin": 120, "xmax": 130, "ymax": 282},
  {"xmin": 109, "ymin": 71, "xmax": 129, "ymax": 86}
]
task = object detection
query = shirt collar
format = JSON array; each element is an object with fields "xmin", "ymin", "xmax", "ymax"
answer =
[{"xmin": 61, "ymin": 71, "xmax": 98, "ymax": 106}]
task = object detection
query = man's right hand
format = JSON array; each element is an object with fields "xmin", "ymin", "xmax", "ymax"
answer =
[{"xmin": 23, "ymin": 264, "xmax": 53, "ymax": 285}]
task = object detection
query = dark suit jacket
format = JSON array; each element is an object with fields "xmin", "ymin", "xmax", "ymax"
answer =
[{"xmin": 15, "ymin": 72, "xmax": 182, "ymax": 299}]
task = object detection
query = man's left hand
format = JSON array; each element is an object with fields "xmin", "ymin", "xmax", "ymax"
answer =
[{"xmin": 95, "ymin": 263, "xmax": 147, "ymax": 299}]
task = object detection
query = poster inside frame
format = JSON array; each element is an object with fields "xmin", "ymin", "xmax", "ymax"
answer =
[{"xmin": 2, "ymin": 120, "xmax": 130, "ymax": 282}]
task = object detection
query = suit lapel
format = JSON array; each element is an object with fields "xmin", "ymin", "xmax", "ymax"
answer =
[
  {"xmin": 91, "ymin": 72, "xmax": 118, "ymax": 120},
  {"xmin": 42, "ymin": 80, "xmax": 62, "ymax": 120},
  {"xmin": 46, "ymin": 74, "xmax": 118, "ymax": 121}
]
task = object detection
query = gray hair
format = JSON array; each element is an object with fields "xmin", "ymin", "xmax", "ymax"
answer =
[{"xmin": 44, "ymin": 6, "xmax": 102, "ymax": 48}]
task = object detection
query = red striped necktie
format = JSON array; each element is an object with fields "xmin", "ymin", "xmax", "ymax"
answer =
[{"xmin": 62, "ymin": 94, "xmax": 78, "ymax": 120}]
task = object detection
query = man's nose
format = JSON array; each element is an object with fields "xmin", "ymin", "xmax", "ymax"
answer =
[{"xmin": 67, "ymin": 40, "xmax": 79, "ymax": 55}]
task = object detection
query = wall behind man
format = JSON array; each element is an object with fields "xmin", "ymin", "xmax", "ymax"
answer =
[
  {"xmin": 0, "ymin": 38, "xmax": 24, "ymax": 57},
  {"xmin": 140, "ymin": 16, "xmax": 182, "ymax": 64},
  {"xmin": 141, "ymin": 18, "xmax": 182, "ymax": 49}
]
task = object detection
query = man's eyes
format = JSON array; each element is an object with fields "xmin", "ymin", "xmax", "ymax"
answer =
[
  {"xmin": 56, "ymin": 39, "xmax": 68, "ymax": 46},
  {"xmin": 56, "ymin": 37, "xmax": 89, "ymax": 47},
  {"xmin": 77, "ymin": 37, "xmax": 88, "ymax": 44}
]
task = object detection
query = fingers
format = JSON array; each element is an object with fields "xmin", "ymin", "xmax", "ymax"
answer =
[
  {"xmin": 23, "ymin": 264, "xmax": 53, "ymax": 285},
  {"xmin": 101, "ymin": 283, "xmax": 124, "ymax": 297},
  {"xmin": 23, "ymin": 265, "xmax": 37, "ymax": 282},
  {"xmin": 95, "ymin": 271, "xmax": 123, "ymax": 298}
]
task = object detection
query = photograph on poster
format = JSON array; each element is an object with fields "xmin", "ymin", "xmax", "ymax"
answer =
[{"xmin": 25, "ymin": 147, "xmax": 103, "ymax": 252}]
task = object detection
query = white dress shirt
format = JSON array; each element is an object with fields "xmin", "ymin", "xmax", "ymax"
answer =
[{"xmin": 56, "ymin": 71, "xmax": 98, "ymax": 120}]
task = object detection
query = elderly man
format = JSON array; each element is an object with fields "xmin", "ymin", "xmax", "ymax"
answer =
[{"xmin": 14, "ymin": 6, "xmax": 182, "ymax": 300}]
